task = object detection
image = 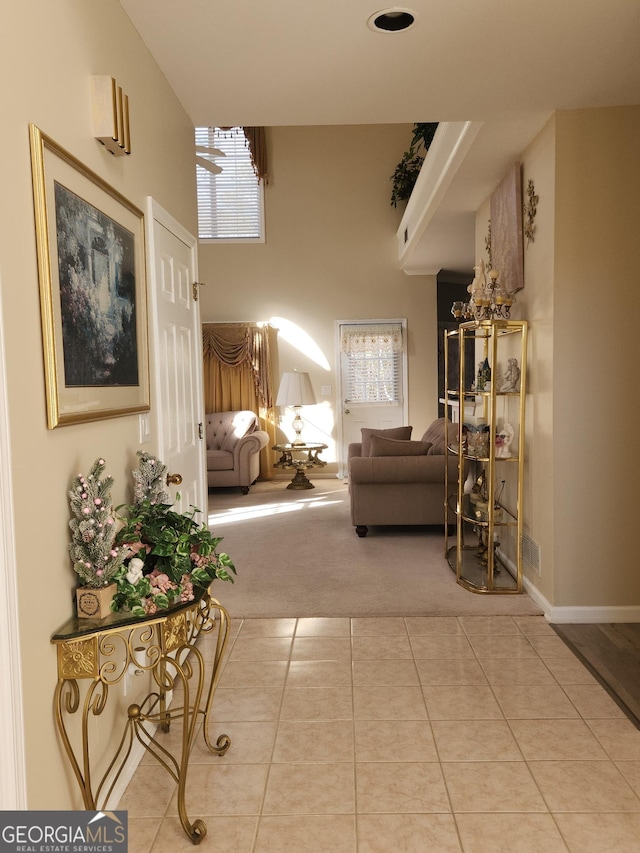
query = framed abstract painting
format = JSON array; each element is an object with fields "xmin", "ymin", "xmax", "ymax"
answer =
[{"xmin": 29, "ymin": 125, "xmax": 149, "ymax": 428}]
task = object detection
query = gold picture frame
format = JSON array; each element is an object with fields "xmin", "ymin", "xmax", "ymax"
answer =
[{"xmin": 29, "ymin": 124, "xmax": 149, "ymax": 428}]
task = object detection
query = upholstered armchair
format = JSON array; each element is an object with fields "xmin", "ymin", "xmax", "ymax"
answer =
[
  {"xmin": 348, "ymin": 419, "xmax": 458, "ymax": 536},
  {"xmin": 205, "ymin": 411, "xmax": 269, "ymax": 494}
]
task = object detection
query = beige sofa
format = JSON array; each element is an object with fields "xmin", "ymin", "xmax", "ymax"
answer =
[
  {"xmin": 205, "ymin": 410, "xmax": 269, "ymax": 494},
  {"xmin": 348, "ymin": 419, "xmax": 458, "ymax": 537}
]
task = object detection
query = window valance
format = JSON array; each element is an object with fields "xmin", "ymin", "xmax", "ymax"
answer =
[
  {"xmin": 202, "ymin": 323, "xmax": 273, "ymax": 408},
  {"xmin": 217, "ymin": 127, "xmax": 268, "ymax": 184},
  {"xmin": 243, "ymin": 127, "xmax": 268, "ymax": 184},
  {"xmin": 340, "ymin": 323, "xmax": 404, "ymax": 355}
]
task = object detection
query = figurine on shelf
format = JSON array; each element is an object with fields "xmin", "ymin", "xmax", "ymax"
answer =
[
  {"xmin": 475, "ymin": 357, "xmax": 491, "ymax": 391},
  {"xmin": 500, "ymin": 358, "xmax": 520, "ymax": 392},
  {"xmin": 468, "ymin": 259, "xmax": 487, "ymax": 297},
  {"xmin": 495, "ymin": 422, "xmax": 515, "ymax": 458}
]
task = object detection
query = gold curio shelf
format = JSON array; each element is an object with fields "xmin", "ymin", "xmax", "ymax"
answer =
[
  {"xmin": 453, "ymin": 494, "xmax": 518, "ymax": 528},
  {"xmin": 51, "ymin": 589, "xmax": 231, "ymax": 844},
  {"xmin": 443, "ymin": 319, "xmax": 528, "ymax": 594}
]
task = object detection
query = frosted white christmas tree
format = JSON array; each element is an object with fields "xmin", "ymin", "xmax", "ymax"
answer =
[
  {"xmin": 68, "ymin": 458, "xmax": 125, "ymax": 588},
  {"xmin": 132, "ymin": 450, "xmax": 171, "ymax": 506}
]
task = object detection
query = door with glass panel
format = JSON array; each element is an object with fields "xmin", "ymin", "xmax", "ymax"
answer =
[{"xmin": 337, "ymin": 320, "xmax": 408, "ymax": 478}]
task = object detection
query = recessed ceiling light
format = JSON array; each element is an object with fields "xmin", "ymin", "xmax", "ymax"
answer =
[{"xmin": 368, "ymin": 8, "xmax": 417, "ymax": 33}]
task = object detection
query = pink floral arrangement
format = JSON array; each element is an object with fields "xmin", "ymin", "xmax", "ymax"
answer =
[{"xmin": 69, "ymin": 453, "xmax": 235, "ymax": 618}]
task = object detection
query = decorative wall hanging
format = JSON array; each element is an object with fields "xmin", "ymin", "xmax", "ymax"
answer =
[
  {"xmin": 29, "ymin": 125, "xmax": 149, "ymax": 428},
  {"xmin": 490, "ymin": 162, "xmax": 524, "ymax": 293},
  {"xmin": 485, "ymin": 219, "xmax": 493, "ymax": 271},
  {"xmin": 523, "ymin": 178, "xmax": 539, "ymax": 247}
]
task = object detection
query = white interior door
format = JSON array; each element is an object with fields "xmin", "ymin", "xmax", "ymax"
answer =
[
  {"xmin": 337, "ymin": 319, "xmax": 408, "ymax": 477},
  {"xmin": 147, "ymin": 199, "xmax": 206, "ymax": 520}
]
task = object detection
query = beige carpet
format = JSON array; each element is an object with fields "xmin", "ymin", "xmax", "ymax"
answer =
[{"xmin": 206, "ymin": 479, "xmax": 543, "ymax": 620}]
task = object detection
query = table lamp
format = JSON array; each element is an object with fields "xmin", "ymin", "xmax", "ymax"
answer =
[{"xmin": 276, "ymin": 370, "xmax": 317, "ymax": 445}]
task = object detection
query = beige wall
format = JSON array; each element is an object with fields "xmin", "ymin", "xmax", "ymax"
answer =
[
  {"xmin": 475, "ymin": 106, "xmax": 640, "ymax": 611},
  {"xmin": 198, "ymin": 124, "xmax": 438, "ymax": 471},
  {"xmin": 1, "ymin": 0, "xmax": 196, "ymax": 807},
  {"xmin": 520, "ymin": 117, "xmax": 557, "ymax": 605},
  {"xmin": 553, "ymin": 106, "xmax": 640, "ymax": 607}
]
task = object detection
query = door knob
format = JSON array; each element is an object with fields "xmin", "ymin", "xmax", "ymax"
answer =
[{"xmin": 166, "ymin": 473, "xmax": 183, "ymax": 486}]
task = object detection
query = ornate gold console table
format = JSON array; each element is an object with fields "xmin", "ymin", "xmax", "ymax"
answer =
[{"xmin": 51, "ymin": 591, "xmax": 231, "ymax": 844}]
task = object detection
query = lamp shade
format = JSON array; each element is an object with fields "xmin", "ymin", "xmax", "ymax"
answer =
[{"xmin": 276, "ymin": 371, "xmax": 317, "ymax": 407}]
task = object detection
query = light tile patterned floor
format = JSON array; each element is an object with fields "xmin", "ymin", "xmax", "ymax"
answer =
[{"xmin": 122, "ymin": 615, "xmax": 640, "ymax": 852}]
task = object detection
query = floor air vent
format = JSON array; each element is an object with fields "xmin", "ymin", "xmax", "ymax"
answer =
[{"xmin": 521, "ymin": 533, "xmax": 541, "ymax": 575}]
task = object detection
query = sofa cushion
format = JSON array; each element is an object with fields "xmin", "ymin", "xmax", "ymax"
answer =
[
  {"xmin": 420, "ymin": 418, "xmax": 452, "ymax": 455},
  {"xmin": 206, "ymin": 449, "xmax": 234, "ymax": 471},
  {"xmin": 361, "ymin": 426, "xmax": 412, "ymax": 457},
  {"xmin": 369, "ymin": 435, "xmax": 432, "ymax": 457},
  {"xmin": 349, "ymin": 453, "xmax": 457, "ymax": 485}
]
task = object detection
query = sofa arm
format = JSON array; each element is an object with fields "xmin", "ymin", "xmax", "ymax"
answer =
[
  {"xmin": 232, "ymin": 430, "xmax": 270, "ymax": 462},
  {"xmin": 349, "ymin": 454, "xmax": 458, "ymax": 485},
  {"xmin": 348, "ymin": 442, "xmax": 363, "ymax": 463}
]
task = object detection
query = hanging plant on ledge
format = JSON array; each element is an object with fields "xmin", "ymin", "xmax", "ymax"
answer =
[{"xmin": 390, "ymin": 122, "xmax": 439, "ymax": 207}]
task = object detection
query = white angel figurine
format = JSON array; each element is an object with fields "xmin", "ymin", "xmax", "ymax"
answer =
[
  {"xmin": 468, "ymin": 259, "xmax": 486, "ymax": 298},
  {"xmin": 500, "ymin": 358, "xmax": 520, "ymax": 392}
]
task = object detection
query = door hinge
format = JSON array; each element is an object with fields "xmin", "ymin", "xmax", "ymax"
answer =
[
  {"xmin": 192, "ymin": 281, "xmax": 205, "ymax": 302},
  {"xmin": 198, "ymin": 422, "xmax": 204, "ymax": 440}
]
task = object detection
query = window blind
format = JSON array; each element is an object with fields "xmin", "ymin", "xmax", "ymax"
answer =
[
  {"xmin": 341, "ymin": 323, "xmax": 404, "ymax": 405},
  {"xmin": 195, "ymin": 127, "xmax": 264, "ymax": 241}
]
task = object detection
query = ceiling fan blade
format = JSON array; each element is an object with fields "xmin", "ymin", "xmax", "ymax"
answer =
[
  {"xmin": 195, "ymin": 155, "xmax": 223, "ymax": 174},
  {"xmin": 195, "ymin": 145, "xmax": 225, "ymax": 157}
]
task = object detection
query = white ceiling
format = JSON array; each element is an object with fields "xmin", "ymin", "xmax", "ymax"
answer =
[{"xmin": 120, "ymin": 0, "xmax": 640, "ymax": 273}]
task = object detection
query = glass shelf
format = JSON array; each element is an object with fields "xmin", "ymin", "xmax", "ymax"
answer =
[{"xmin": 447, "ymin": 446, "xmax": 520, "ymax": 464}]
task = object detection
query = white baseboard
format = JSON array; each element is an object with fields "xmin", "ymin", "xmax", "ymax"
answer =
[
  {"xmin": 546, "ymin": 604, "xmax": 640, "ymax": 624},
  {"xmin": 522, "ymin": 575, "xmax": 640, "ymax": 624},
  {"xmin": 521, "ymin": 575, "xmax": 552, "ymax": 619},
  {"xmin": 493, "ymin": 551, "xmax": 640, "ymax": 625}
]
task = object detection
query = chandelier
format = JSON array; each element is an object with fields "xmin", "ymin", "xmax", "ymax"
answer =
[{"xmin": 451, "ymin": 260, "xmax": 515, "ymax": 322}]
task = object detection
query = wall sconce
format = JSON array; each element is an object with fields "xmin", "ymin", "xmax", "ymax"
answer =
[
  {"xmin": 276, "ymin": 371, "xmax": 317, "ymax": 445},
  {"xmin": 91, "ymin": 76, "xmax": 131, "ymax": 156}
]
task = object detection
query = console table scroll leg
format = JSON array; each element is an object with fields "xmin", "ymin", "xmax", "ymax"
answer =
[
  {"xmin": 54, "ymin": 678, "xmax": 97, "ymax": 811},
  {"xmin": 170, "ymin": 655, "xmax": 208, "ymax": 844},
  {"xmin": 201, "ymin": 601, "xmax": 231, "ymax": 756}
]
